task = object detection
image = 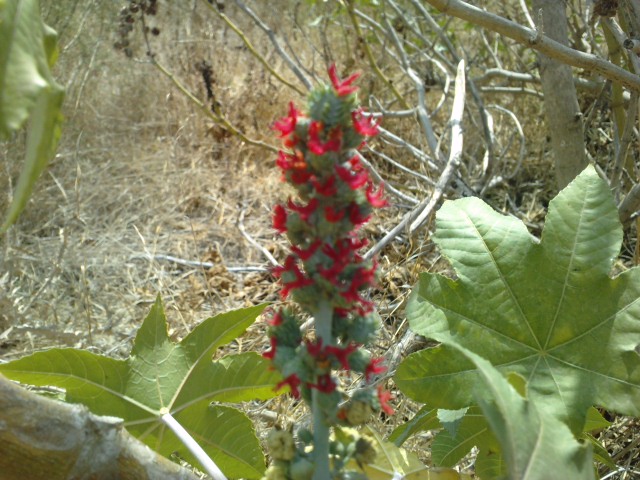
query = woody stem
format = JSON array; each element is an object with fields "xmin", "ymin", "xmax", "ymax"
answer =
[{"xmin": 312, "ymin": 300, "xmax": 333, "ymax": 480}]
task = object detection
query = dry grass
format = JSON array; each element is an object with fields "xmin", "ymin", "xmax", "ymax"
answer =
[{"xmin": 1, "ymin": 1, "xmax": 638, "ymax": 479}]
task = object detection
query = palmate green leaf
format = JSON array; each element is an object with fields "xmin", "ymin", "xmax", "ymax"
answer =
[
  {"xmin": 0, "ymin": 0, "xmax": 65, "ymax": 233},
  {"xmin": 457, "ymin": 346, "xmax": 595, "ymax": 480},
  {"xmin": 395, "ymin": 166, "xmax": 640, "ymax": 434},
  {"xmin": 0, "ymin": 297, "xmax": 280, "ymax": 478}
]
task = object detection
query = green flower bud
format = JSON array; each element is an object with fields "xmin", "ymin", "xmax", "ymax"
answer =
[
  {"xmin": 267, "ymin": 429, "xmax": 296, "ymax": 461},
  {"xmin": 354, "ymin": 435, "xmax": 377, "ymax": 465},
  {"xmin": 339, "ymin": 471, "xmax": 369, "ymax": 480},
  {"xmin": 263, "ymin": 464, "xmax": 288, "ymax": 480},
  {"xmin": 340, "ymin": 400, "xmax": 374, "ymax": 426},
  {"xmin": 289, "ymin": 457, "xmax": 315, "ymax": 480},
  {"xmin": 297, "ymin": 427, "xmax": 313, "ymax": 445},
  {"xmin": 345, "ymin": 348, "xmax": 372, "ymax": 374}
]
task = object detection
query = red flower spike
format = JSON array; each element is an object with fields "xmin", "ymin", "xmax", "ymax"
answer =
[
  {"xmin": 277, "ymin": 150, "xmax": 308, "ymax": 173},
  {"xmin": 366, "ymin": 182, "xmax": 388, "ymax": 208},
  {"xmin": 310, "ymin": 374, "xmax": 337, "ymax": 393},
  {"xmin": 273, "ymin": 204, "xmax": 287, "ymax": 233},
  {"xmin": 325, "ymin": 206, "xmax": 346, "ymax": 223},
  {"xmin": 308, "ymin": 121, "xmax": 343, "ymax": 155},
  {"xmin": 284, "ymin": 135, "xmax": 299, "ymax": 149},
  {"xmin": 308, "ymin": 121, "xmax": 325, "ymax": 155},
  {"xmin": 305, "ymin": 338, "xmax": 324, "ymax": 357},
  {"xmin": 273, "ymin": 256, "xmax": 314, "ymax": 299},
  {"xmin": 276, "ymin": 374, "xmax": 302, "ymax": 398},
  {"xmin": 290, "ymin": 169, "xmax": 313, "ymax": 185},
  {"xmin": 276, "ymin": 151, "xmax": 292, "ymax": 171},
  {"xmin": 272, "ymin": 255, "xmax": 296, "ymax": 279},
  {"xmin": 263, "ymin": 337, "xmax": 278, "ymax": 360},
  {"xmin": 365, "ymin": 357, "xmax": 387, "ymax": 381},
  {"xmin": 349, "ymin": 204, "xmax": 371, "ymax": 226},
  {"xmin": 348, "ymin": 236, "xmax": 368, "ymax": 251},
  {"xmin": 325, "ymin": 343, "xmax": 358, "ymax": 370},
  {"xmin": 267, "ymin": 310, "xmax": 283, "ymax": 327},
  {"xmin": 305, "ymin": 339, "xmax": 332, "ymax": 369},
  {"xmin": 273, "ymin": 102, "xmax": 302, "ymax": 138},
  {"xmin": 339, "ymin": 264, "xmax": 376, "ymax": 304},
  {"xmin": 336, "ymin": 165, "xmax": 369, "ymax": 190},
  {"xmin": 328, "ymin": 64, "xmax": 361, "ymax": 97},
  {"xmin": 319, "ymin": 242, "xmax": 354, "ymax": 281},
  {"xmin": 291, "ymin": 239, "xmax": 322, "ymax": 261},
  {"xmin": 377, "ymin": 386, "xmax": 394, "ymax": 415},
  {"xmin": 312, "ymin": 175, "xmax": 337, "ymax": 196},
  {"xmin": 349, "ymin": 156, "xmax": 364, "ymax": 170},
  {"xmin": 352, "ymin": 108, "xmax": 379, "ymax": 136},
  {"xmin": 288, "ymin": 198, "xmax": 319, "ymax": 222}
]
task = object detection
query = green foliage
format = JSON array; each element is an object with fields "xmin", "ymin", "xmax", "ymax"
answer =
[
  {"xmin": 455, "ymin": 346, "xmax": 595, "ymax": 479},
  {"xmin": 389, "ymin": 404, "xmax": 439, "ymax": 446},
  {"xmin": 0, "ymin": 0, "xmax": 64, "ymax": 232},
  {"xmin": 347, "ymin": 427, "xmax": 473, "ymax": 480},
  {"xmin": 432, "ymin": 406, "xmax": 503, "ymax": 479},
  {"xmin": 396, "ymin": 166, "xmax": 640, "ymax": 430},
  {"xmin": 395, "ymin": 166, "xmax": 640, "ymax": 477},
  {"xmin": 0, "ymin": 297, "xmax": 281, "ymax": 478}
]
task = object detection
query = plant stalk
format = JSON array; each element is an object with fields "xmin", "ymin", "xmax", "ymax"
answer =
[
  {"xmin": 312, "ymin": 300, "xmax": 333, "ymax": 480},
  {"xmin": 161, "ymin": 412, "xmax": 228, "ymax": 480}
]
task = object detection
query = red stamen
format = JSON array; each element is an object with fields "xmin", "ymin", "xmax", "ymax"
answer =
[{"xmin": 328, "ymin": 64, "xmax": 361, "ymax": 97}]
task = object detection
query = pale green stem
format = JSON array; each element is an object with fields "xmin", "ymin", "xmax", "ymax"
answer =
[
  {"xmin": 161, "ymin": 412, "xmax": 227, "ymax": 480},
  {"xmin": 312, "ymin": 300, "xmax": 333, "ymax": 480}
]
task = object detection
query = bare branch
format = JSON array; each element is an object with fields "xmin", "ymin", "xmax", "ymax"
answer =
[
  {"xmin": 0, "ymin": 375, "xmax": 199, "ymax": 480},
  {"xmin": 423, "ymin": 0, "xmax": 640, "ymax": 92},
  {"xmin": 602, "ymin": 17, "xmax": 640, "ymax": 74},
  {"xmin": 345, "ymin": 3, "xmax": 411, "ymax": 109},
  {"xmin": 619, "ymin": 181, "xmax": 640, "ymax": 223},
  {"xmin": 152, "ymin": 61, "xmax": 278, "ymax": 153},
  {"xmin": 232, "ymin": 0, "xmax": 313, "ymax": 92},
  {"xmin": 384, "ymin": 16, "xmax": 445, "ymax": 164},
  {"xmin": 611, "ymin": 92, "xmax": 640, "ymax": 200},
  {"xmin": 366, "ymin": 60, "xmax": 467, "ymax": 259},
  {"xmin": 410, "ymin": 59, "xmax": 466, "ymax": 232}
]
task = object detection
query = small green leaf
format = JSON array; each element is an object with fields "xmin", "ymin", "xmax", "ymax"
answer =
[
  {"xmin": 432, "ymin": 406, "xmax": 501, "ymax": 472},
  {"xmin": 0, "ymin": 297, "xmax": 280, "ymax": 478},
  {"xmin": 584, "ymin": 407, "xmax": 611, "ymax": 432},
  {"xmin": 389, "ymin": 404, "xmax": 438, "ymax": 446},
  {"xmin": 583, "ymin": 433, "xmax": 616, "ymax": 470},
  {"xmin": 437, "ymin": 408, "xmax": 467, "ymax": 438}
]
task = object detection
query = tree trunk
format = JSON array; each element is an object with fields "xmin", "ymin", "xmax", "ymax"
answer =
[
  {"xmin": 0, "ymin": 374, "xmax": 201, "ymax": 480},
  {"xmin": 531, "ymin": 0, "xmax": 587, "ymax": 188}
]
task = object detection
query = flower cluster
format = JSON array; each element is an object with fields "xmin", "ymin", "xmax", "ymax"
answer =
[{"xmin": 263, "ymin": 65, "xmax": 392, "ymax": 479}]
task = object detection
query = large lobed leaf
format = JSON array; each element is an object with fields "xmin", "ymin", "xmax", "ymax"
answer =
[
  {"xmin": 395, "ymin": 166, "xmax": 640, "ymax": 434},
  {"xmin": 0, "ymin": 297, "xmax": 280, "ymax": 478}
]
